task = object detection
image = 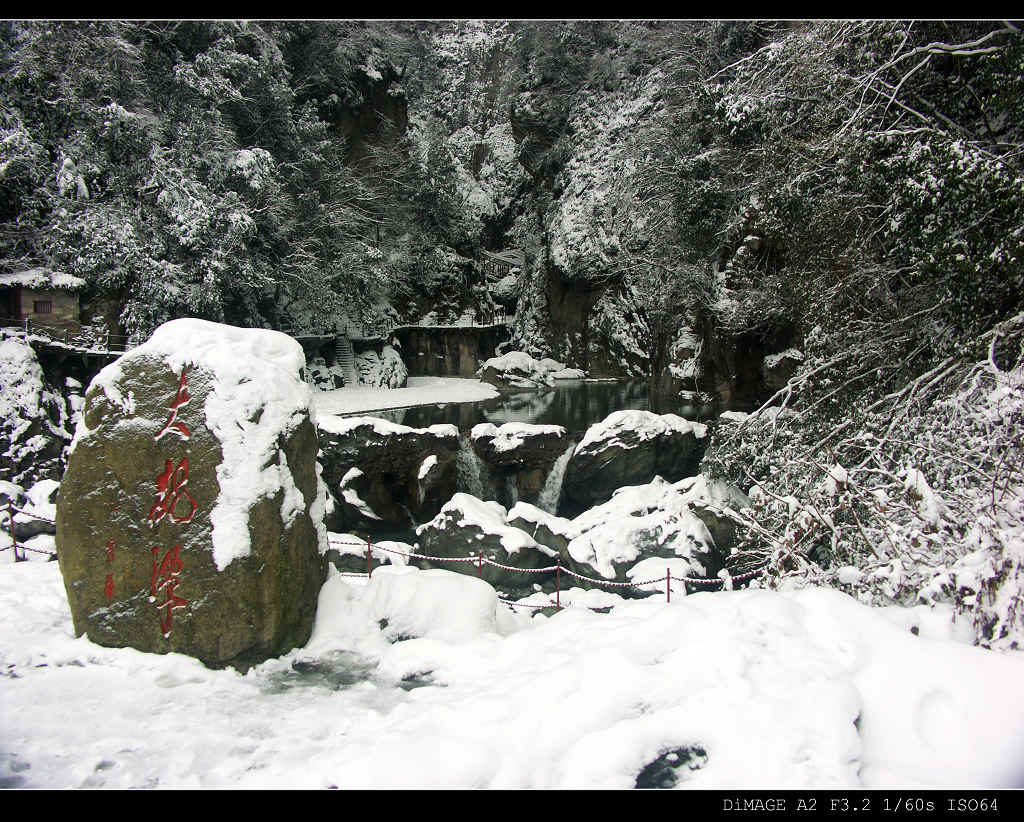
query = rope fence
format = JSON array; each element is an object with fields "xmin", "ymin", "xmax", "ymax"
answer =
[
  {"xmin": 0, "ymin": 507, "xmax": 770, "ymax": 594},
  {"xmin": 9, "ymin": 505, "xmax": 56, "ymax": 524},
  {"xmin": 4, "ymin": 500, "xmax": 57, "ymax": 562},
  {"xmin": 327, "ymin": 536, "xmax": 770, "ymax": 612}
]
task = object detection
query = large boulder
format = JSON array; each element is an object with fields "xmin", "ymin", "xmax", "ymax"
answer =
[
  {"xmin": 469, "ymin": 422, "xmax": 571, "ymax": 506},
  {"xmin": 316, "ymin": 416, "xmax": 459, "ymax": 531},
  {"xmin": 561, "ymin": 410, "xmax": 707, "ymax": 510},
  {"xmin": 509, "ymin": 476, "xmax": 726, "ymax": 591},
  {"xmin": 414, "ymin": 493, "xmax": 557, "ymax": 591},
  {"xmin": 477, "ymin": 351, "xmax": 566, "ymax": 390},
  {"xmin": 0, "ymin": 334, "xmax": 72, "ymax": 486},
  {"xmin": 676, "ymin": 474, "xmax": 753, "ymax": 554},
  {"xmin": 55, "ymin": 319, "xmax": 329, "ymax": 670}
]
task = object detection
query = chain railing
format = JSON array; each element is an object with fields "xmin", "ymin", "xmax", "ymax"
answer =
[
  {"xmin": 1, "ymin": 506, "xmax": 769, "ymax": 603},
  {"xmin": 327, "ymin": 536, "xmax": 769, "ymax": 612},
  {"xmin": 3, "ymin": 501, "xmax": 57, "ymax": 562}
]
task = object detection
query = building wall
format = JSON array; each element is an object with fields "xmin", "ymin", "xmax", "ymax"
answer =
[{"xmin": 17, "ymin": 288, "xmax": 79, "ymax": 327}]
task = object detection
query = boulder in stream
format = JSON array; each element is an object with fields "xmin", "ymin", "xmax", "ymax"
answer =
[
  {"xmin": 470, "ymin": 422, "xmax": 572, "ymax": 507},
  {"xmin": 317, "ymin": 416, "xmax": 460, "ymax": 531},
  {"xmin": 561, "ymin": 410, "xmax": 707, "ymax": 510},
  {"xmin": 415, "ymin": 493, "xmax": 558, "ymax": 591}
]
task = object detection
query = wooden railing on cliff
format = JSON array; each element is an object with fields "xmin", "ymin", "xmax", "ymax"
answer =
[
  {"xmin": 0, "ymin": 316, "xmax": 132, "ymax": 354},
  {"xmin": 478, "ymin": 249, "xmax": 525, "ymax": 281},
  {"xmin": 2, "ymin": 313, "xmax": 515, "ymax": 359}
]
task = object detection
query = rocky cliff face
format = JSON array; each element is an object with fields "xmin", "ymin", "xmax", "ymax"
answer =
[
  {"xmin": 505, "ymin": 73, "xmax": 660, "ymax": 377},
  {"xmin": 512, "ymin": 263, "xmax": 650, "ymax": 378}
]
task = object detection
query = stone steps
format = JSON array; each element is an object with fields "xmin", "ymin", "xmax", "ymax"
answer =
[{"xmin": 334, "ymin": 336, "xmax": 358, "ymax": 386}]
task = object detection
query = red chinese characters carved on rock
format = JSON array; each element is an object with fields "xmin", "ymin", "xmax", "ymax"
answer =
[
  {"xmin": 146, "ymin": 367, "xmax": 197, "ymax": 637},
  {"xmin": 147, "ymin": 457, "xmax": 197, "ymax": 528},
  {"xmin": 151, "ymin": 545, "xmax": 186, "ymax": 636},
  {"xmin": 154, "ymin": 367, "xmax": 192, "ymax": 442},
  {"xmin": 104, "ymin": 539, "xmax": 116, "ymax": 602}
]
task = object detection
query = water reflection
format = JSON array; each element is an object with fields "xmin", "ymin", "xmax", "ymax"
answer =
[{"xmin": 367, "ymin": 379, "xmax": 689, "ymax": 433}]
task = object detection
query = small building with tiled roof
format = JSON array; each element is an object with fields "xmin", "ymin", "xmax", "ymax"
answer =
[{"xmin": 0, "ymin": 268, "xmax": 86, "ymax": 329}]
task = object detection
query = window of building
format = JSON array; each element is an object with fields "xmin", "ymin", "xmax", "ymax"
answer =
[{"xmin": 33, "ymin": 300, "xmax": 53, "ymax": 314}]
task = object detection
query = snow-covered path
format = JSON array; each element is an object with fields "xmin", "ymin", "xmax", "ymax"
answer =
[
  {"xmin": 313, "ymin": 377, "xmax": 499, "ymax": 420},
  {"xmin": 3, "ymin": 561, "xmax": 1024, "ymax": 789}
]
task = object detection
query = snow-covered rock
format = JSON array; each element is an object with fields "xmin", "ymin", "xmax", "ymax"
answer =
[
  {"xmin": 470, "ymin": 422, "xmax": 566, "ymax": 459},
  {"xmin": 562, "ymin": 410, "xmax": 708, "ymax": 509},
  {"xmin": 415, "ymin": 493, "xmax": 558, "ymax": 590},
  {"xmin": 316, "ymin": 416, "xmax": 460, "ymax": 531},
  {"xmin": 510, "ymin": 475, "xmax": 724, "ymax": 587},
  {"xmin": 55, "ymin": 318, "xmax": 329, "ymax": 669},
  {"xmin": 0, "ymin": 334, "xmax": 72, "ymax": 486},
  {"xmin": 491, "ymin": 271, "xmax": 521, "ymax": 307},
  {"xmin": 9, "ymin": 478, "xmax": 59, "ymax": 541},
  {"xmin": 762, "ymin": 348, "xmax": 804, "ymax": 392},
  {"xmin": 354, "ymin": 345, "xmax": 408, "ymax": 389},
  {"xmin": 0, "ymin": 478, "xmax": 24, "ymax": 510},
  {"xmin": 365, "ymin": 565, "xmax": 516, "ymax": 643},
  {"xmin": 477, "ymin": 351, "xmax": 579, "ymax": 390},
  {"xmin": 469, "ymin": 423, "xmax": 573, "ymax": 509},
  {"xmin": 675, "ymin": 474, "xmax": 753, "ymax": 555}
]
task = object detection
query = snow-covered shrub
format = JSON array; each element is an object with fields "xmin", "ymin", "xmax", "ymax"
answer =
[
  {"xmin": 0, "ymin": 334, "xmax": 73, "ymax": 486},
  {"xmin": 704, "ymin": 313, "xmax": 1024, "ymax": 650},
  {"xmin": 354, "ymin": 345, "xmax": 408, "ymax": 389}
]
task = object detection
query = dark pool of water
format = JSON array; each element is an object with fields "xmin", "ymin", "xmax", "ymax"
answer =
[{"xmin": 366, "ymin": 379, "xmax": 701, "ymax": 434}]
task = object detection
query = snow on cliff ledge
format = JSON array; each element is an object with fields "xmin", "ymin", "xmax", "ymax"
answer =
[{"xmin": 83, "ymin": 319, "xmax": 325, "ymax": 571}]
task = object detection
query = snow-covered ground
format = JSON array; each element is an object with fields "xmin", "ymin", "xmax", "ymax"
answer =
[
  {"xmin": 313, "ymin": 377, "xmax": 499, "ymax": 420},
  {"xmin": 3, "ymin": 560, "xmax": 1024, "ymax": 789}
]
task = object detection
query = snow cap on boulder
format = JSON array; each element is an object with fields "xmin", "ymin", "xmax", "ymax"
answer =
[
  {"xmin": 477, "ymin": 351, "xmax": 575, "ymax": 390},
  {"xmin": 562, "ymin": 410, "xmax": 707, "ymax": 509}
]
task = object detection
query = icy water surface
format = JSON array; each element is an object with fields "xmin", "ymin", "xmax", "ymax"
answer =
[
  {"xmin": 368, "ymin": 379, "xmax": 695, "ymax": 433},
  {"xmin": 258, "ymin": 650, "xmax": 435, "ymax": 695}
]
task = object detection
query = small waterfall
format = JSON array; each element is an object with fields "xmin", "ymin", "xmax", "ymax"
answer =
[
  {"xmin": 504, "ymin": 474, "xmax": 519, "ymax": 509},
  {"xmin": 456, "ymin": 435, "xmax": 488, "ymax": 499},
  {"xmin": 537, "ymin": 441, "xmax": 575, "ymax": 514}
]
